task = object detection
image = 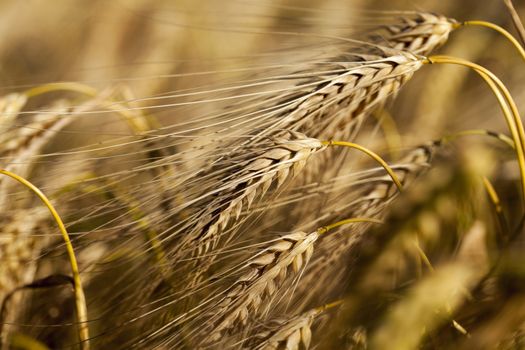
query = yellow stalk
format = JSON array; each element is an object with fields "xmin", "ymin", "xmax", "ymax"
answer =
[
  {"xmin": 321, "ymin": 140, "xmax": 403, "ymax": 191},
  {"xmin": 0, "ymin": 170, "xmax": 90, "ymax": 350},
  {"xmin": 425, "ymin": 56, "xmax": 525, "ymax": 205},
  {"xmin": 483, "ymin": 176, "xmax": 503, "ymax": 215},
  {"xmin": 24, "ymin": 82, "xmax": 153, "ymax": 133},
  {"xmin": 443, "ymin": 129, "xmax": 515, "ymax": 149},
  {"xmin": 414, "ymin": 239, "xmax": 435, "ymax": 272},
  {"xmin": 459, "ymin": 20, "xmax": 525, "ymax": 62},
  {"xmin": 317, "ymin": 217, "xmax": 382, "ymax": 235},
  {"xmin": 316, "ymin": 299, "xmax": 344, "ymax": 312},
  {"xmin": 482, "ymin": 176, "xmax": 510, "ymax": 240},
  {"xmin": 24, "ymin": 82, "xmax": 98, "ymax": 99}
]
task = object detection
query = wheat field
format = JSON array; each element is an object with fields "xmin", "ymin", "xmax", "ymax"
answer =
[{"xmin": 1, "ymin": 1, "xmax": 525, "ymax": 349}]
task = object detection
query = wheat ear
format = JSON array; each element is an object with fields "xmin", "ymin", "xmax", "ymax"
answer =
[
  {"xmin": 201, "ymin": 218, "xmax": 379, "ymax": 345},
  {"xmin": 189, "ymin": 132, "xmax": 324, "ymax": 252},
  {"xmin": 247, "ymin": 300, "xmax": 343, "ymax": 350},
  {"xmin": 379, "ymin": 12, "xmax": 456, "ymax": 54}
]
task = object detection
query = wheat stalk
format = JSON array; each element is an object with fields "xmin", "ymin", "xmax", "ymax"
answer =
[
  {"xmin": 379, "ymin": 12, "xmax": 456, "ymax": 54},
  {"xmin": 245, "ymin": 300, "xmax": 343, "ymax": 350},
  {"xmin": 0, "ymin": 170, "xmax": 90, "ymax": 350}
]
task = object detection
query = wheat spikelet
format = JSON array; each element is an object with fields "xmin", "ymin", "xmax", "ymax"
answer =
[
  {"xmin": 301, "ymin": 12, "xmax": 454, "ymax": 141},
  {"xmin": 0, "ymin": 101, "xmax": 71, "ymax": 171},
  {"xmin": 187, "ymin": 131, "xmax": 324, "ymax": 254},
  {"xmin": 247, "ymin": 307, "xmax": 322, "ymax": 350},
  {"xmin": 219, "ymin": 46, "xmax": 424, "ymax": 147},
  {"xmin": 0, "ymin": 93, "xmax": 27, "ymax": 133},
  {"xmin": 277, "ymin": 13, "xmax": 453, "ymax": 188},
  {"xmin": 200, "ymin": 230, "xmax": 318, "ymax": 345},
  {"xmin": 158, "ymin": 131, "xmax": 323, "ymax": 290},
  {"xmin": 375, "ymin": 12, "xmax": 456, "ymax": 54}
]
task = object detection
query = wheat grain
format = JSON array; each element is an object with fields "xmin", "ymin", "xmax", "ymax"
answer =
[
  {"xmin": 247, "ymin": 307, "xmax": 321, "ymax": 350},
  {"xmin": 378, "ymin": 12, "xmax": 456, "ymax": 54}
]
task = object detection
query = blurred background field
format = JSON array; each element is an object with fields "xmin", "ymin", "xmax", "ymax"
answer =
[{"xmin": 1, "ymin": 0, "xmax": 524, "ymax": 141}]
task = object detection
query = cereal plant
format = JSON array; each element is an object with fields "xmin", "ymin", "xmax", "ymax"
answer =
[{"xmin": 1, "ymin": 1, "xmax": 525, "ymax": 349}]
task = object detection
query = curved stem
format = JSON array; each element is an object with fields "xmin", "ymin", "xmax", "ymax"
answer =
[
  {"xmin": 373, "ymin": 108, "xmax": 403, "ymax": 159},
  {"xmin": 482, "ymin": 176, "xmax": 510, "ymax": 242},
  {"xmin": 321, "ymin": 140, "xmax": 403, "ymax": 191},
  {"xmin": 460, "ymin": 20, "xmax": 525, "ymax": 62},
  {"xmin": 316, "ymin": 299, "xmax": 344, "ymax": 312},
  {"xmin": 24, "ymin": 82, "xmax": 152, "ymax": 133},
  {"xmin": 425, "ymin": 55, "xmax": 525, "ymax": 205},
  {"xmin": 24, "ymin": 82, "xmax": 98, "ymax": 99},
  {"xmin": 0, "ymin": 170, "xmax": 90, "ymax": 350},
  {"xmin": 317, "ymin": 217, "xmax": 382, "ymax": 235},
  {"xmin": 483, "ymin": 176, "xmax": 504, "ymax": 214},
  {"xmin": 442, "ymin": 129, "xmax": 515, "ymax": 149},
  {"xmin": 503, "ymin": 0, "xmax": 525, "ymax": 46}
]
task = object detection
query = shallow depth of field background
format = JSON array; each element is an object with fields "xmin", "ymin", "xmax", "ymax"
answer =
[{"xmin": 1, "ymin": 0, "xmax": 524, "ymax": 141}]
